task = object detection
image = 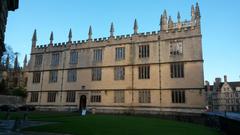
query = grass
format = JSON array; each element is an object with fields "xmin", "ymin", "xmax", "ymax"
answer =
[{"xmin": 0, "ymin": 112, "xmax": 221, "ymax": 135}]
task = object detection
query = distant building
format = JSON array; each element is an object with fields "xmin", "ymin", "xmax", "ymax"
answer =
[
  {"xmin": 26, "ymin": 3, "xmax": 205, "ymax": 114},
  {"xmin": 0, "ymin": 0, "xmax": 19, "ymax": 57},
  {"xmin": 205, "ymin": 76, "xmax": 240, "ymax": 112},
  {"xmin": 0, "ymin": 54, "xmax": 28, "ymax": 92}
]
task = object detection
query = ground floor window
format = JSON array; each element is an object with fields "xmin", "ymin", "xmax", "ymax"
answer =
[
  {"xmin": 114, "ymin": 90, "xmax": 125, "ymax": 103},
  {"xmin": 139, "ymin": 90, "xmax": 151, "ymax": 103},
  {"xmin": 213, "ymin": 105, "xmax": 219, "ymax": 110},
  {"xmin": 226, "ymin": 105, "xmax": 230, "ymax": 111},
  {"xmin": 236, "ymin": 99, "xmax": 239, "ymax": 104},
  {"xmin": 90, "ymin": 91, "xmax": 101, "ymax": 103},
  {"xmin": 30, "ymin": 92, "xmax": 39, "ymax": 102},
  {"xmin": 47, "ymin": 92, "xmax": 57, "ymax": 102},
  {"xmin": 66, "ymin": 91, "xmax": 76, "ymax": 102},
  {"xmin": 237, "ymin": 106, "xmax": 240, "ymax": 112},
  {"xmin": 171, "ymin": 90, "xmax": 185, "ymax": 103}
]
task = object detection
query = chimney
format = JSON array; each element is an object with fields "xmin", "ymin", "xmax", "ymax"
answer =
[
  {"xmin": 205, "ymin": 81, "xmax": 210, "ymax": 91},
  {"xmin": 215, "ymin": 77, "xmax": 221, "ymax": 84},
  {"xmin": 214, "ymin": 77, "xmax": 222, "ymax": 91},
  {"xmin": 224, "ymin": 75, "xmax": 227, "ymax": 82}
]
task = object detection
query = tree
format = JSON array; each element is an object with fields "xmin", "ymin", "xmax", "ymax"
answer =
[
  {"xmin": 1, "ymin": 45, "xmax": 17, "ymax": 68},
  {"xmin": 12, "ymin": 87, "xmax": 27, "ymax": 98},
  {"xmin": 0, "ymin": 79, "xmax": 6, "ymax": 94}
]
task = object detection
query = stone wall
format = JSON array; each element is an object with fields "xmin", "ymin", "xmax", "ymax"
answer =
[
  {"xmin": 26, "ymin": 3, "xmax": 205, "ymax": 113},
  {"xmin": 0, "ymin": 95, "xmax": 24, "ymax": 106}
]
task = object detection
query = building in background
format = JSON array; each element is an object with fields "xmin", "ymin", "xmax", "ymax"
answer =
[
  {"xmin": 0, "ymin": 54, "xmax": 28, "ymax": 94},
  {"xmin": 26, "ymin": 3, "xmax": 205, "ymax": 114},
  {"xmin": 205, "ymin": 75, "xmax": 240, "ymax": 112},
  {"xmin": 0, "ymin": 0, "xmax": 19, "ymax": 57}
]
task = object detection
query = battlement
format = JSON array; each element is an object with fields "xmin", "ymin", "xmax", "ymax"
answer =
[
  {"xmin": 168, "ymin": 20, "xmax": 193, "ymax": 32},
  {"xmin": 31, "ymin": 3, "xmax": 201, "ymax": 52},
  {"xmin": 34, "ymin": 30, "xmax": 163, "ymax": 51}
]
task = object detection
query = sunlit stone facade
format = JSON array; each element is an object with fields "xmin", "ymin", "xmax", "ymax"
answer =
[{"xmin": 26, "ymin": 3, "xmax": 205, "ymax": 114}]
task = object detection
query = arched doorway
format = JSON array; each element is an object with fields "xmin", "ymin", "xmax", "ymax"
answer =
[{"xmin": 79, "ymin": 95, "xmax": 87, "ymax": 112}]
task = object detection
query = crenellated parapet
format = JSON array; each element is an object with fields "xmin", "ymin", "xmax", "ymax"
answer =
[
  {"xmin": 31, "ymin": 3, "xmax": 201, "ymax": 54},
  {"xmin": 32, "ymin": 30, "xmax": 161, "ymax": 52},
  {"xmin": 160, "ymin": 3, "xmax": 201, "ymax": 32}
]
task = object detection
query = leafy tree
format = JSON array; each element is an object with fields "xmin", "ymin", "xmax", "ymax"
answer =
[
  {"xmin": 0, "ymin": 79, "xmax": 6, "ymax": 94},
  {"xmin": 12, "ymin": 87, "xmax": 27, "ymax": 98},
  {"xmin": 1, "ymin": 45, "xmax": 17, "ymax": 68}
]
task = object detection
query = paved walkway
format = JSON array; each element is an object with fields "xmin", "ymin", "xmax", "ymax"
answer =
[
  {"xmin": 205, "ymin": 112, "xmax": 240, "ymax": 121},
  {"xmin": 0, "ymin": 120, "xmax": 67, "ymax": 135}
]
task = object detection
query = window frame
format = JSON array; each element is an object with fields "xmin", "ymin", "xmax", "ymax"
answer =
[
  {"xmin": 114, "ymin": 66, "xmax": 125, "ymax": 80},
  {"xmin": 139, "ymin": 44, "xmax": 149, "ymax": 58},
  {"xmin": 35, "ymin": 54, "xmax": 43, "ymax": 66},
  {"xmin": 67, "ymin": 69, "xmax": 77, "ymax": 82},
  {"xmin": 114, "ymin": 90, "xmax": 125, "ymax": 103},
  {"xmin": 170, "ymin": 62, "xmax": 184, "ymax": 78},
  {"xmin": 92, "ymin": 68, "xmax": 102, "ymax": 81},
  {"xmin": 93, "ymin": 48, "xmax": 103, "ymax": 62},
  {"xmin": 169, "ymin": 40, "xmax": 183, "ymax": 56},
  {"xmin": 30, "ymin": 92, "xmax": 39, "ymax": 102},
  {"xmin": 138, "ymin": 65, "xmax": 150, "ymax": 79},
  {"xmin": 115, "ymin": 47, "xmax": 125, "ymax": 61},
  {"xmin": 32, "ymin": 72, "xmax": 41, "ymax": 83},
  {"xmin": 47, "ymin": 92, "xmax": 57, "ymax": 102},
  {"xmin": 69, "ymin": 51, "xmax": 78, "ymax": 64},
  {"xmin": 90, "ymin": 91, "xmax": 101, "ymax": 103},
  {"xmin": 171, "ymin": 90, "xmax": 186, "ymax": 104},
  {"xmin": 138, "ymin": 90, "xmax": 151, "ymax": 103},
  {"xmin": 49, "ymin": 70, "xmax": 58, "ymax": 83},
  {"xmin": 66, "ymin": 91, "xmax": 76, "ymax": 103},
  {"xmin": 51, "ymin": 52, "xmax": 60, "ymax": 66}
]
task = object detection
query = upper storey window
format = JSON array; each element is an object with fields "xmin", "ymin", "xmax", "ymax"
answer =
[
  {"xmin": 69, "ymin": 51, "xmax": 78, "ymax": 64},
  {"xmin": 49, "ymin": 70, "xmax": 58, "ymax": 83},
  {"xmin": 139, "ymin": 45, "xmax": 149, "ymax": 58},
  {"xmin": 67, "ymin": 70, "xmax": 77, "ymax": 82},
  {"xmin": 138, "ymin": 65, "xmax": 150, "ymax": 79},
  {"xmin": 93, "ymin": 49, "xmax": 102, "ymax": 62},
  {"xmin": 170, "ymin": 62, "xmax": 184, "ymax": 78},
  {"xmin": 114, "ymin": 66, "xmax": 125, "ymax": 80},
  {"xmin": 115, "ymin": 47, "xmax": 125, "ymax": 61},
  {"xmin": 170, "ymin": 40, "xmax": 183, "ymax": 56},
  {"xmin": 35, "ymin": 54, "xmax": 43, "ymax": 66},
  {"xmin": 51, "ymin": 53, "xmax": 60, "ymax": 66},
  {"xmin": 33, "ymin": 72, "xmax": 41, "ymax": 83},
  {"xmin": 92, "ymin": 68, "xmax": 102, "ymax": 81}
]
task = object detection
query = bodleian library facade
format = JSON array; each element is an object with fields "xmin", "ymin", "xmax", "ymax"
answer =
[{"xmin": 26, "ymin": 3, "xmax": 206, "ymax": 114}]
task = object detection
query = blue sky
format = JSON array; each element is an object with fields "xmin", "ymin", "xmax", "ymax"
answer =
[{"xmin": 5, "ymin": 0, "xmax": 240, "ymax": 83}]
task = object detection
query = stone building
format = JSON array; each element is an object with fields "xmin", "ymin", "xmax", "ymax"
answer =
[
  {"xmin": 0, "ymin": 54, "xmax": 28, "ymax": 91},
  {"xmin": 0, "ymin": 0, "xmax": 19, "ymax": 57},
  {"xmin": 26, "ymin": 3, "xmax": 205, "ymax": 114},
  {"xmin": 205, "ymin": 76, "xmax": 240, "ymax": 112}
]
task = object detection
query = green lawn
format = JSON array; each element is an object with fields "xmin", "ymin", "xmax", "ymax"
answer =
[{"xmin": 0, "ymin": 112, "xmax": 221, "ymax": 135}]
